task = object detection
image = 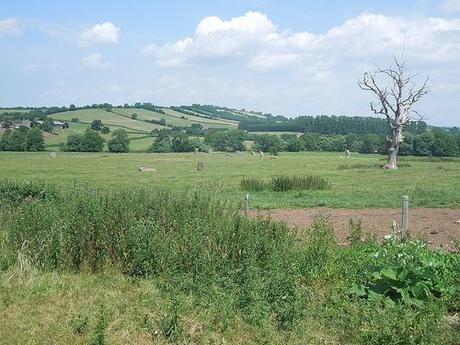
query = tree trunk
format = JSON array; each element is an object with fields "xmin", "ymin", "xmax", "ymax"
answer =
[
  {"xmin": 384, "ymin": 146, "xmax": 398, "ymax": 169},
  {"xmin": 384, "ymin": 126, "xmax": 403, "ymax": 169}
]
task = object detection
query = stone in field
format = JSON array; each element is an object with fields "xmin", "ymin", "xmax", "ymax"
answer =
[
  {"xmin": 138, "ymin": 167, "xmax": 156, "ymax": 172},
  {"xmin": 49, "ymin": 152, "xmax": 57, "ymax": 159},
  {"xmin": 197, "ymin": 160, "xmax": 204, "ymax": 171}
]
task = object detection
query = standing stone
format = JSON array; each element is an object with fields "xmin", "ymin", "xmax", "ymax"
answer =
[
  {"xmin": 345, "ymin": 149, "xmax": 351, "ymax": 158},
  {"xmin": 259, "ymin": 151, "xmax": 264, "ymax": 157},
  {"xmin": 49, "ymin": 152, "xmax": 57, "ymax": 159},
  {"xmin": 197, "ymin": 160, "xmax": 204, "ymax": 171}
]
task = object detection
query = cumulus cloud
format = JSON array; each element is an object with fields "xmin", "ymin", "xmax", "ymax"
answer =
[
  {"xmin": 0, "ymin": 18, "xmax": 21, "ymax": 37},
  {"xmin": 440, "ymin": 0, "xmax": 460, "ymax": 12},
  {"xmin": 80, "ymin": 22, "xmax": 120, "ymax": 45},
  {"xmin": 81, "ymin": 53, "xmax": 111, "ymax": 69},
  {"xmin": 143, "ymin": 11, "xmax": 460, "ymax": 69},
  {"xmin": 134, "ymin": 11, "xmax": 460, "ymax": 125}
]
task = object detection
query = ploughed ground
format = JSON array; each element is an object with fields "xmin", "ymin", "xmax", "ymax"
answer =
[{"xmin": 250, "ymin": 208, "xmax": 460, "ymax": 250}]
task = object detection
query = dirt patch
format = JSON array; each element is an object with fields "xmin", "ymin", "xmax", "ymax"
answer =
[{"xmin": 250, "ymin": 208, "xmax": 460, "ymax": 250}]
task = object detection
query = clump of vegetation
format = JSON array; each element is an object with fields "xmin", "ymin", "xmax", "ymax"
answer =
[
  {"xmin": 350, "ymin": 240, "xmax": 458, "ymax": 306},
  {"xmin": 240, "ymin": 175, "xmax": 331, "ymax": 192},
  {"xmin": 0, "ymin": 180, "xmax": 458, "ymax": 344},
  {"xmin": 0, "ymin": 179, "xmax": 58, "ymax": 204},
  {"xmin": 0, "ymin": 127, "xmax": 45, "ymax": 152},
  {"xmin": 108, "ymin": 129, "xmax": 129, "ymax": 153},
  {"xmin": 240, "ymin": 177, "xmax": 267, "ymax": 191},
  {"xmin": 61, "ymin": 129, "xmax": 105, "ymax": 152},
  {"xmin": 271, "ymin": 175, "xmax": 331, "ymax": 191}
]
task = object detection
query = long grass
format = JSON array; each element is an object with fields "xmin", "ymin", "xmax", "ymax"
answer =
[
  {"xmin": 0, "ymin": 180, "xmax": 458, "ymax": 344},
  {"xmin": 241, "ymin": 175, "xmax": 331, "ymax": 192}
]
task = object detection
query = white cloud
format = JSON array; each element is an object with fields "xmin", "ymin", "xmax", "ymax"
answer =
[
  {"xmin": 133, "ymin": 11, "xmax": 460, "ymax": 125},
  {"xmin": 80, "ymin": 22, "xmax": 120, "ymax": 45},
  {"xmin": 0, "ymin": 18, "xmax": 21, "ymax": 37},
  {"xmin": 440, "ymin": 0, "xmax": 460, "ymax": 12},
  {"xmin": 81, "ymin": 53, "xmax": 111, "ymax": 69},
  {"xmin": 143, "ymin": 11, "xmax": 460, "ymax": 69}
]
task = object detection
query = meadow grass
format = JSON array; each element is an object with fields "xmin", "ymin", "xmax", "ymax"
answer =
[
  {"xmin": 0, "ymin": 181, "xmax": 458, "ymax": 344},
  {"xmin": 50, "ymin": 109, "xmax": 163, "ymax": 133},
  {"xmin": 0, "ymin": 151, "xmax": 458, "ymax": 209}
]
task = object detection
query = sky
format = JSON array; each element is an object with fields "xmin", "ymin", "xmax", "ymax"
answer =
[{"xmin": 1, "ymin": 0, "xmax": 460, "ymax": 126}]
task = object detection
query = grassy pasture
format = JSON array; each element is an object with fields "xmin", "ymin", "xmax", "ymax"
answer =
[
  {"xmin": 50, "ymin": 109, "xmax": 163, "ymax": 133},
  {"xmin": 0, "ymin": 151, "xmax": 458, "ymax": 208},
  {"xmin": 42, "ymin": 122, "xmax": 152, "ymax": 151},
  {"xmin": 162, "ymin": 108, "xmax": 238, "ymax": 128}
]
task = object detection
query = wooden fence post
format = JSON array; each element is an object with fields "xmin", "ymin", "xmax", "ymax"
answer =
[
  {"xmin": 244, "ymin": 194, "xmax": 250, "ymax": 217},
  {"xmin": 402, "ymin": 195, "xmax": 409, "ymax": 240}
]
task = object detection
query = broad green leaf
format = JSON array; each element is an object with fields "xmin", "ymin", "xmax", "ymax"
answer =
[
  {"xmin": 381, "ymin": 267, "xmax": 397, "ymax": 280},
  {"xmin": 349, "ymin": 284, "xmax": 366, "ymax": 297},
  {"xmin": 412, "ymin": 282, "xmax": 428, "ymax": 300}
]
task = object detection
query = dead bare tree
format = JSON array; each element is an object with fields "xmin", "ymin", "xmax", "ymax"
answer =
[{"xmin": 359, "ymin": 57, "xmax": 429, "ymax": 169}]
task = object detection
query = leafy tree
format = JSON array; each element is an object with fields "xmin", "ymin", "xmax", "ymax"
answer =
[
  {"xmin": 26, "ymin": 127, "xmax": 45, "ymax": 151},
  {"xmin": 301, "ymin": 133, "xmax": 320, "ymax": 151},
  {"xmin": 360, "ymin": 134, "xmax": 384, "ymax": 154},
  {"xmin": 101, "ymin": 126, "xmax": 110, "ymax": 134},
  {"xmin": 62, "ymin": 134, "xmax": 83, "ymax": 152},
  {"xmin": 185, "ymin": 123, "xmax": 204, "ymax": 136},
  {"xmin": 0, "ymin": 127, "xmax": 29, "ymax": 151},
  {"xmin": 71, "ymin": 117, "xmax": 79, "ymax": 122},
  {"xmin": 69, "ymin": 104, "xmax": 77, "ymax": 111},
  {"xmin": 171, "ymin": 133, "xmax": 195, "ymax": 152},
  {"xmin": 412, "ymin": 132, "xmax": 434, "ymax": 156},
  {"xmin": 329, "ymin": 135, "xmax": 348, "ymax": 152},
  {"xmin": 431, "ymin": 130, "xmax": 458, "ymax": 157},
  {"xmin": 150, "ymin": 129, "xmax": 173, "ymax": 153},
  {"xmin": 40, "ymin": 118, "xmax": 54, "ymax": 133},
  {"xmin": 108, "ymin": 129, "xmax": 129, "ymax": 153},
  {"xmin": 0, "ymin": 129, "xmax": 15, "ymax": 150},
  {"xmin": 253, "ymin": 134, "xmax": 283, "ymax": 154},
  {"xmin": 284, "ymin": 136, "xmax": 306, "ymax": 152},
  {"xmin": 81, "ymin": 130, "xmax": 104, "ymax": 152},
  {"xmin": 204, "ymin": 129, "xmax": 246, "ymax": 152},
  {"xmin": 131, "ymin": 113, "xmax": 138, "ymax": 120},
  {"xmin": 90, "ymin": 119, "xmax": 103, "ymax": 131}
]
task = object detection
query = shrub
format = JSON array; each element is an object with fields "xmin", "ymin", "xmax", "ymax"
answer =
[
  {"xmin": 108, "ymin": 129, "xmax": 129, "ymax": 153},
  {"xmin": 62, "ymin": 130, "xmax": 104, "ymax": 152}
]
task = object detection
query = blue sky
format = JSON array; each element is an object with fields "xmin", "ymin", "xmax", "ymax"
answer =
[{"xmin": 1, "ymin": 0, "xmax": 460, "ymax": 125}]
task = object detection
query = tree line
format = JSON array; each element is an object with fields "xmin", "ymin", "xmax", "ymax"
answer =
[
  {"xmin": 239, "ymin": 115, "xmax": 428, "ymax": 136},
  {"xmin": 0, "ymin": 127, "xmax": 45, "ymax": 151}
]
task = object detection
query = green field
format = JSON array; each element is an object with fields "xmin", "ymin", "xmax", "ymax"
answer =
[
  {"xmin": 0, "ymin": 151, "xmax": 458, "ymax": 208},
  {"xmin": 162, "ymin": 108, "xmax": 238, "ymax": 128},
  {"xmin": 50, "ymin": 109, "xmax": 164, "ymax": 133},
  {"xmin": 42, "ymin": 122, "xmax": 152, "ymax": 151}
]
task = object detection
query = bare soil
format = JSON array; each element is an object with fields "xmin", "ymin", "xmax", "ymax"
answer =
[{"xmin": 250, "ymin": 208, "xmax": 460, "ymax": 250}]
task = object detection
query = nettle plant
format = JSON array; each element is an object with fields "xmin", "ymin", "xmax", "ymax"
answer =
[{"xmin": 350, "ymin": 240, "xmax": 458, "ymax": 306}]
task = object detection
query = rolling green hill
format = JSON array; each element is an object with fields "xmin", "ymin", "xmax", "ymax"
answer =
[{"xmin": 1, "ymin": 104, "xmax": 272, "ymax": 151}]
